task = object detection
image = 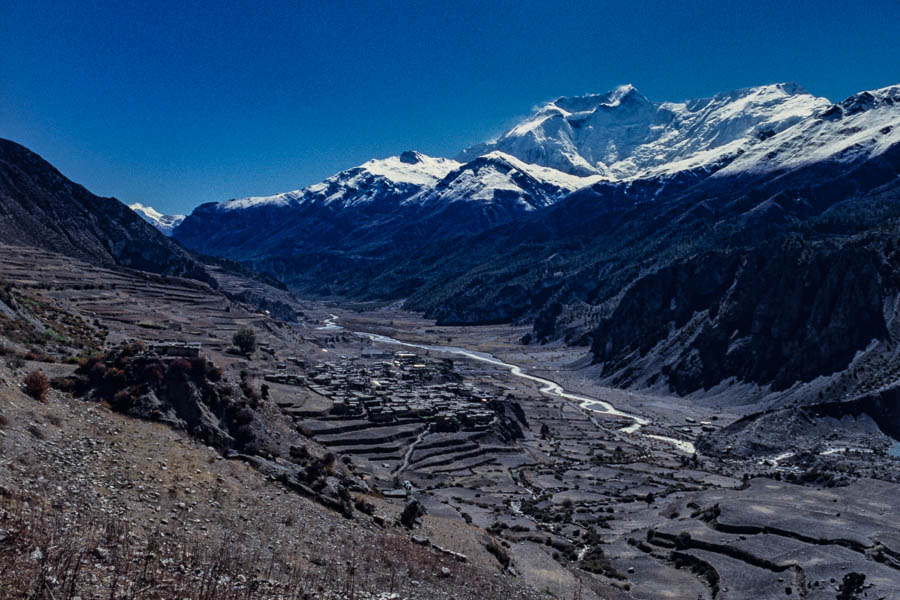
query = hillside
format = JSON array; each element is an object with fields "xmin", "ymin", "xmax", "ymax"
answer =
[{"xmin": 0, "ymin": 139, "xmax": 212, "ymax": 285}]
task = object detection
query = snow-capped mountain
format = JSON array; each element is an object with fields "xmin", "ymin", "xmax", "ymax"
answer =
[
  {"xmin": 458, "ymin": 83, "xmax": 830, "ymax": 180},
  {"xmin": 717, "ymin": 84, "xmax": 900, "ymax": 176},
  {"xmin": 405, "ymin": 151, "xmax": 602, "ymax": 210},
  {"xmin": 187, "ymin": 83, "xmax": 860, "ymax": 229},
  {"xmin": 174, "ymin": 81, "xmax": 900, "ymax": 309},
  {"xmin": 175, "ymin": 149, "xmax": 603, "ymax": 258},
  {"xmin": 220, "ymin": 151, "xmax": 460, "ymax": 211},
  {"xmin": 129, "ymin": 203, "xmax": 185, "ymax": 236}
]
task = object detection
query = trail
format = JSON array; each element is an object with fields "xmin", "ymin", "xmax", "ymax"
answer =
[{"xmin": 394, "ymin": 425, "xmax": 430, "ymax": 475}]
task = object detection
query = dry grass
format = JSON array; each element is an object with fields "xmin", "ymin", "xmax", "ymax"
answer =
[{"xmin": 0, "ymin": 490, "xmax": 530, "ymax": 600}]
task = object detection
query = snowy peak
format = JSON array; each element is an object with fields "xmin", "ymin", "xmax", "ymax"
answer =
[
  {"xmin": 399, "ymin": 150, "xmax": 425, "ymax": 164},
  {"xmin": 718, "ymin": 84, "xmax": 900, "ymax": 176},
  {"xmin": 459, "ymin": 83, "xmax": 831, "ymax": 180},
  {"xmin": 128, "ymin": 203, "xmax": 185, "ymax": 236},
  {"xmin": 202, "ymin": 82, "xmax": 899, "ymax": 227},
  {"xmin": 476, "ymin": 151, "xmax": 604, "ymax": 190},
  {"xmin": 833, "ymin": 84, "xmax": 899, "ymax": 116},
  {"xmin": 551, "ymin": 84, "xmax": 650, "ymax": 113},
  {"xmin": 406, "ymin": 150, "xmax": 601, "ymax": 211},
  {"xmin": 356, "ymin": 152, "xmax": 460, "ymax": 186},
  {"xmin": 219, "ymin": 152, "xmax": 461, "ymax": 211}
]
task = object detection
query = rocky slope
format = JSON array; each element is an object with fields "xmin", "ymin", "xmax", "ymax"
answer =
[{"xmin": 0, "ymin": 358, "xmax": 539, "ymax": 600}]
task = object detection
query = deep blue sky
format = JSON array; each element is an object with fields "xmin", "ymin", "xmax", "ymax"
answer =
[{"xmin": 3, "ymin": 0, "xmax": 899, "ymax": 215}]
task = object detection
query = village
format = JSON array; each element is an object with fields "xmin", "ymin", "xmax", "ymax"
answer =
[{"xmin": 263, "ymin": 348, "xmax": 498, "ymax": 432}]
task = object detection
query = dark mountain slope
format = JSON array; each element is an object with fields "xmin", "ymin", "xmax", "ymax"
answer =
[
  {"xmin": 174, "ymin": 152, "xmax": 585, "ymax": 266},
  {"xmin": 591, "ymin": 234, "xmax": 896, "ymax": 393},
  {"xmin": 0, "ymin": 139, "xmax": 213, "ymax": 285}
]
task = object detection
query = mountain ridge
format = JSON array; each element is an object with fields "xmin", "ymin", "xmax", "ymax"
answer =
[
  {"xmin": 167, "ymin": 81, "xmax": 900, "ymax": 399},
  {"xmin": 0, "ymin": 138, "xmax": 214, "ymax": 286},
  {"xmin": 457, "ymin": 82, "xmax": 831, "ymax": 179}
]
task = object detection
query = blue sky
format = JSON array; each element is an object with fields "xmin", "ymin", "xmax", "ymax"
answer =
[{"xmin": 2, "ymin": 0, "xmax": 898, "ymax": 215}]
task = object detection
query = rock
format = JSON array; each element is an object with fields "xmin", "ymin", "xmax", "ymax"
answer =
[
  {"xmin": 30, "ymin": 547, "xmax": 43, "ymax": 561},
  {"xmin": 439, "ymin": 567, "xmax": 451, "ymax": 578},
  {"xmin": 92, "ymin": 546, "xmax": 110, "ymax": 562},
  {"xmin": 400, "ymin": 499, "xmax": 426, "ymax": 529},
  {"xmin": 411, "ymin": 535, "xmax": 430, "ymax": 546}
]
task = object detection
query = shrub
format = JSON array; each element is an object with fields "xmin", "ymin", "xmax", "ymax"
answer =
[
  {"xmin": 120, "ymin": 341, "xmax": 145, "ymax": 357},
  {"xmin": 322, "ymin": 452, "xmax": 336, "ymax": 470},
  {"xmin": 169, "ymin": 358, "xmax": 192, "ymax": 376},
  {"xmin": 138, "ymin": 360, "xmax": 165, "ymax": 385},
  {"xmin": 102, "ymin": 367, "xmax": 127, "ymax": 390},
  {"xmin": 88, "ymin": 361, "xmax": 107, "ymax": 383},
  {"xmin": 71, "ymin": 375, "xmax": 92, "ymax": 397},
  {"xmin": 354, "ymin": 496, "xmax": 375, "ymax": 515},
  {"xmin": 240, "ymin": 378, "xmax": 260, "ymax": 406},
  {"xmin": 400, "ymin": 499, "xmax": 426, "ymax": 529},
  {"xmin": 235, "ymin": 406, "xmax": 254, "ymax": 425},
  {"xmin": 190, "ymin": 356, "xmax": 208, "ymax": 375},
  {"xmin": 206, "ymin": 365, "xmax": 223, "ymax": 382},
  {"xmin": 50, "ymin": 376, "xmax": 76, "ymax": 393},
  {"xmin": 23, "ymin": 371, "xmax": 49, "ymax": 401},
  {"xmin": 111, "ymin": 388, "xmax": 137, "ymax": 411},
  {"xmin": 232, "ymin": 327, "xmax": 257, "ymax": 355}
]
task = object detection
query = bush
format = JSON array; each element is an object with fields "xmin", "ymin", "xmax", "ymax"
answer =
[
  {"xmin": 190, "ymin": 356, "xmax": 208, "ymax": 375},
  {"xmin": 23, "ymin": 371, "xmax": 49, "ymax": 401},
  {"xmin": 88, "ymin": 361, "xmax": 107, "ymax": 383},
  {"xmin": 138, "ymin": 360, "xmax": 165, "ymax": 385},
  {"xmin": 232, "ymin": 327, "xmax": 257, "ymax": 355},
  {"xmin": 169, "ymin": 358, "xmax": 192, "ymax": 376},
  {"xmin": 235, "ymin": 406, "xmax": 255, "ymax": 425},
  {"xmin": 50, "ymin": 376, "xmax": 76, "ymax": 393},
  {"xmin": 111, "ymin": 388, "xmax": 137, "ymax": 411},
  {"xmin": 102, "ymin": 367, "xmax": 127, "ymax": 390},
  {"xmin": 206, "ymin": 365, "xmax": 223, "ymax": 382}
]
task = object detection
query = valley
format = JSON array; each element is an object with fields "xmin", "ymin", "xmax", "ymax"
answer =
[
  {"xmin": 5, "ymin": 4, "xmax": 900, "ymax": 598},
  {"xmin": 2, "ymin": 74, "xmax": 900, "ymax": 599},
  {"xmin": 3, "ymin": 241, "xmax": 899, "ymax": 599}
]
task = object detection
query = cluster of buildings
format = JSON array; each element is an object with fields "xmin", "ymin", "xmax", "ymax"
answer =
[
  {"xmin": 267, "ymin": 350, "xmax": 498, "ymax": 431},
  {"xmin": 149, "ymin": 341, "xmax": 202, "ymax": 358}
]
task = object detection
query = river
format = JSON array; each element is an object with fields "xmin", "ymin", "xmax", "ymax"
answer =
[{"xmin": 318, "ymin": 315, "xmax": 696, "ymax": 454}]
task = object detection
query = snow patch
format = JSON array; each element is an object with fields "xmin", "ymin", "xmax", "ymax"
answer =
[{"xmin": 128, "ymin": 203, "xmax": 185, "ymax": 236}]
